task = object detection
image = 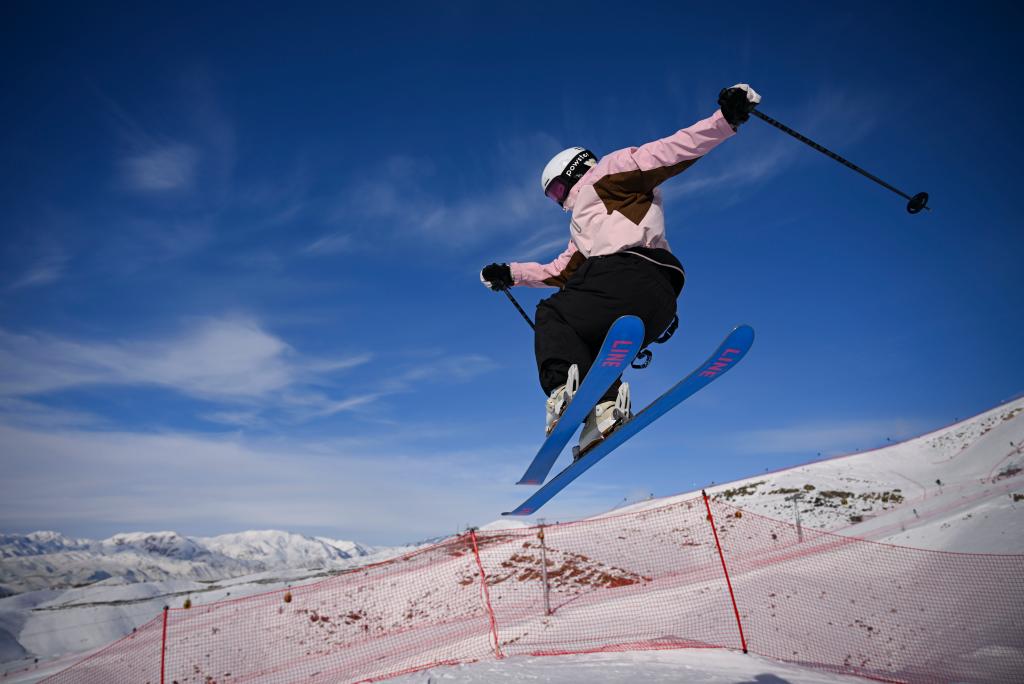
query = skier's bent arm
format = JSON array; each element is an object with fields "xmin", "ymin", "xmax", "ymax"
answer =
[{"xmin": 509, "ymin": 240, "xmax": 585, "ymax": 289}]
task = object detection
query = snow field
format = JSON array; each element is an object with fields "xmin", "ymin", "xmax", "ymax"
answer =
[{"xmin": 386, "ymin": 648, "xmax": 876, "ymax": 683}]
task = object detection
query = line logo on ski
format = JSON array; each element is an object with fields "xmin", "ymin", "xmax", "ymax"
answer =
[
  {"xmin": 699, "ymin": 348, "xmax": 743, "ymax": 378},
  {"xmin": 601, "ymin": 339, "xmax": 636, "ymax": 368}
]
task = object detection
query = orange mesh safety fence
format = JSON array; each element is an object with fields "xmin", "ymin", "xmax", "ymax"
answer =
[{"xmin": 40, "ymin": 495, "xmax": 1024, "ymax": 684}]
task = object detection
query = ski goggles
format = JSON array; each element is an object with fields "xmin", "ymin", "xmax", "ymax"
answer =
[{"xmin": 544, "ymin": 176, "xmax": 572, "ymax": 204}]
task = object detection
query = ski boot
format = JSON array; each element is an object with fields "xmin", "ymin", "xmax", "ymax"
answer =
[
  {"xmin": 574, "ymin": 383, "xmax": 631, "ymax": 460},
  {"xmin": 545, "ymin": 364, "xmax": 579, "ymax": 435}
]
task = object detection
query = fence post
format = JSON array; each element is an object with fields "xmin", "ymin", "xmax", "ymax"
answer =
[
  {"xmin": 702, "ymin": 490, "xmax": 748, "ymax": 653},
  {"xmin": 787, "ymin": 492, "xmax": 804, "ymax": 542},
  {"xmin": 468, "ymin": 529, "xmax": 504, "ymax": 659},
  {"xmin": 537, "ymin": 520, "xmax": 552, "ymax": 616},
  {"xmin": 160, "ymin": 605, "xmax": 169, "ymax": 684}
]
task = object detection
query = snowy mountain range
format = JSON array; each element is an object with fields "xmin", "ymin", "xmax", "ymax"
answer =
[{"xmin": 0, "ymin": 530, "xmax": 378, "ymax": 596}]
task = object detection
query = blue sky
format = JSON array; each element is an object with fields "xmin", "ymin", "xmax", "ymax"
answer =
[{"xmin": 1, "ymin": 2, "xmax": 1022, "ymax": 545}]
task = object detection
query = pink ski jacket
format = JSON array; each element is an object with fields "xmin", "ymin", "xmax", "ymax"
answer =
[{"xmin": 509, "ymin": 109, "xmax": 736, "ymax": 288}]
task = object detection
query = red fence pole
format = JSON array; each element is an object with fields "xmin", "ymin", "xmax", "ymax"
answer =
[
  {"xmin": 703, "ymin": 490, "xmax": 748, "ymax": 653},
  {"xmin": 160, "ymin": 605, "xmax": 169, "ymax": 684},
  {"xmin": 469, "ymin": 529, "xmax": 504, "ymax": 659}
]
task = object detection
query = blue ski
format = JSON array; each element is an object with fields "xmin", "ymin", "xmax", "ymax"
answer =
[
  {"xmin": 504, "ymin": 324, "xmax": 754, "ymax": 516},
  {"xmin": 516, "ymin": 315, "xmax": 645, "ymax": 486}
]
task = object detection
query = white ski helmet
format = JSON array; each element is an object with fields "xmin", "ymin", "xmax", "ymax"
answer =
[{"xmin": 541, "ymin": 146, "xmax": 597, "ymax": 204}]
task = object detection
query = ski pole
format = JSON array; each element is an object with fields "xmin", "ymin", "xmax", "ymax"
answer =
[
  {"xmin": 502, "ymin": 287, "xmax": 535, "ymax": 330},
  {"xmin": 750, "ymin": 109, "xmax": 930, "ymax": 214}
]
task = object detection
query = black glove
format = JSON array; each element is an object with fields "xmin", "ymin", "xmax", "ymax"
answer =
[
  {"xmin": 718, "ymin": 83, "xmax": 761, "ymax": 129},
  {"xmin": 480, "ymin": 263, "xmax": 513, "ymax": 291}
]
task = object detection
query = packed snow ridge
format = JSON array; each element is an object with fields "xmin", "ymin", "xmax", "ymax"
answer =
[{"xmin": 596, "ymin": 397, "xmax": 1024, "ymax": 552}]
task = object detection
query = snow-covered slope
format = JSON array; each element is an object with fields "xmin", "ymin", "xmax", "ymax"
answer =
[
  {"xmin": 387, "ymin": 649, "xmax": 860, "ymax": 683},
  {"xmin": 0, "ymin": 530, "xmax": 377, "ymax": 595},
  {"xmin": 578, "ymin": 396, "xmax": 1024, "ymax": 553}
]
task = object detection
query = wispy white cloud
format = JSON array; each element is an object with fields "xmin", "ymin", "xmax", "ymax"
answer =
[
  {"xmin": 279, "ymin": 390, "xmax": 384, "ymax": 420},
  {"xmin": 307, "ymin": 394, "xmax": 383, "ymax": 419},
  {"xmin": 665, "ymin": 142, "xmax": 792, "ymax": 200},
  {"xmin": 120, "ymin": 143, "xmax": 200, "ymax": 192},
  {"xmin": 0, "ymin": 318, "xmax": 496, "ymax": 430},
  {"xmin": 302, "ymin": 232, "xmax": 354, "ymax": 255},
  {"xmin": 102, "ymin": 67, "xmax": 234, "ymax": 201},
  {"xmin": 234, "ymin": 165, "xmax": 312, "ymax": 231},
  {"xmin": 7, "ymin": 250, "xmax": 68, "ymax": 290},
  {"xmin": 330, "ymin": 132, "xmax": 562, "ymax": 250},
  {"xmin": 381, "ymin": 353, "xmax": 499, "ymax": 393},
  {"xmin": 304, "ymin": 354, "xmax": 375, "ymax": 374},
  {"xmin": 128, "ymin": 217, "xmax": 217, "ymax": 261},
  {"xmin": 86, "ymin": 74, "xmax": 259, "ymax": 273},
  {"xmin": 418, "ymin": 182, "xmax": 539, "ymax": 245},
  {"xmin": 0, "ymin": 318, "xmax": 371, "ymax": 408},
  {"xmin": 182, "ymin": 67, "xmax": 237, "ymax": 201},
  {"xmin": 336, "ymin": 168, "xmax": 542, "ymax": 248},
  {"xmin": 511, "ymin": 228, "xmax": 573, "ymax": 261},
  {"xmin": 0, "ymin": 398, "xmax": 101, "ymax": 430},
  {"xmin": 200, "ymin": 409, "xmax": 266, "ymax": 428}
]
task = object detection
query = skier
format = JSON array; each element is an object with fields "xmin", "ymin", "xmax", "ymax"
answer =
[{"xmin": 481, "ymin": 84, "xmax": 761, "ymax": 454}]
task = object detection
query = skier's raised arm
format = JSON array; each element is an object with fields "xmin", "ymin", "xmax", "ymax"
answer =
[{"xmin": 593, "ymin": 84, "xmax": 760, "ymax": 197}]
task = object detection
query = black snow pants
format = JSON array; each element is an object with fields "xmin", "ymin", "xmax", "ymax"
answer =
[{"xmin": 535, "ymin": 249, "xmax": 683, "ymax": 403}]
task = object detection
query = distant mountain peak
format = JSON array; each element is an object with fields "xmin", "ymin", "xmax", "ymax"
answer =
[{"xmin": 0, "ymin": 528, "xmax": 378, "ymax": 595}]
